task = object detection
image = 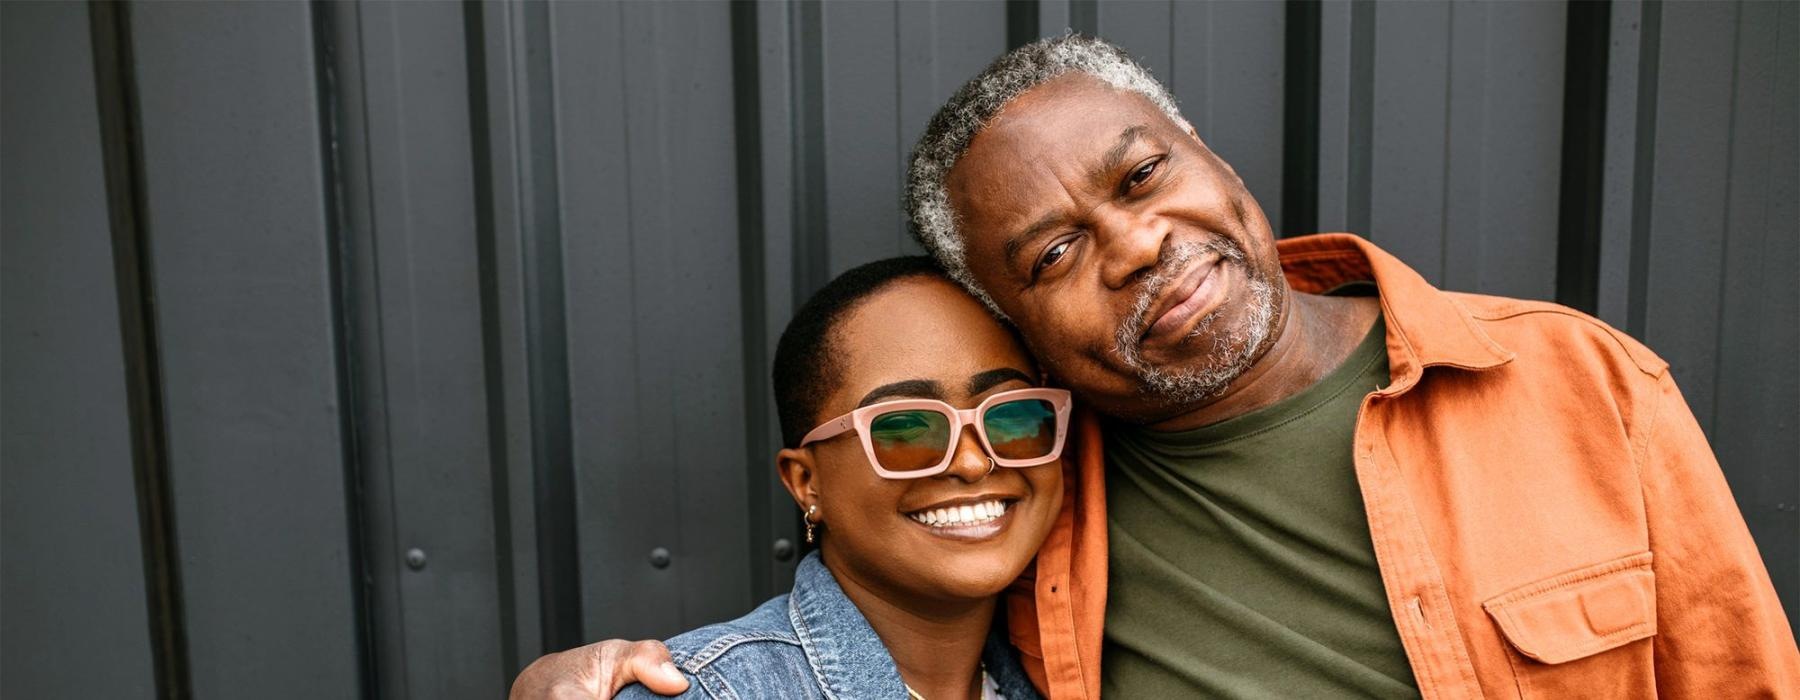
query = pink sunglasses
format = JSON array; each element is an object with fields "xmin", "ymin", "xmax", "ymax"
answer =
[{"xmin": 799, "ymin": 387, "xmax": 1073, "ymax": 479}]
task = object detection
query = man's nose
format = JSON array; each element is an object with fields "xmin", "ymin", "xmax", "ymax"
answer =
[
  {"xmin": 940, "ymin": 427, "xmax": 992, "ymax": 484},
  {"xmin": 1095, "ymin": 205, "xmax": 1171, "ymax": 290}
]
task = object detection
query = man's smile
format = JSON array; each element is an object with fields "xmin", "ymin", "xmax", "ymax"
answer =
[{"xmin": 1144, "ymin": 255, "xmax": 1228, "ymax": 345}]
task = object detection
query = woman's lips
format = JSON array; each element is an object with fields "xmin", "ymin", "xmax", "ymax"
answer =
[{"xmin": 1144, "ymin": 259, "xmax": 1227, "ymax": 343}]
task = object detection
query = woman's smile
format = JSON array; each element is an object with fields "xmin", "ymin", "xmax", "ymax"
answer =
[{"xmin": 902, "ymin": 495, "xmax": 1024, "ymax": 542}]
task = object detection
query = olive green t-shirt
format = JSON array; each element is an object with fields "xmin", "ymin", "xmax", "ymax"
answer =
[{"xmin": 1101, "ymin": 316, "xmax": 1420, "ymax": 698}]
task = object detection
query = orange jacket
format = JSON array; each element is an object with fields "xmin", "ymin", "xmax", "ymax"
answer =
[{"xmin": 1006, "ymin": 234, "xmax": 1800, "ymax": 698}]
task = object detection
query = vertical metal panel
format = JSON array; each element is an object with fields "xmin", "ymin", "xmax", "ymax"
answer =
[
  {"xmin": 746, "ymin": 0, "xmax": 803, "ymax": 597},
  {"xmin": 330, "ymin": 2, "xmax": 506, "ymax": 695},
  {"xmin": 817, "ymin": 1, "xmax": 1010, "ymax": 273},
  {"xmin": 1710, "ymin": 0, "xmax": 1800, "ymax": 629},
  {"xmin": 472, "ymin": 0, "xmax": 547, "ymax": 669},
  {"xmin": 1439, "ymin": 1, "xmax": 1565, "ymax": 300},
  {"xmin": 1168, "ymin": 1, "xmax": 1286, "ymax": 234},
  {"xmin": 821, "ymin": 1, "xmax": 905, "ymax": 272},
  {"xmin": 0, "ymin": 3, "xmax": 157, "ymax": 696},
  {"xmin": 1366, "ymin": 1, "xmax": 1452, "ymax": 280},
  {"xmin": 1637, "ymin": 1, "xmax": 1737, "ymax": 427},
  {"xmin": 1320, "ymin": 0, "xmax": 1566, "ymax": 297},
  {"xmin": 552, "ymin": 0, "xmax": 754, "ymax": 640},
  {"xmin": 1315, "ymin": 0, "xmax": 1374, "ymax": 234},
  {"xmin": 1095, "ymin": 0, "xmax": 1173, "ymax": 82},
  {"xmin": 1595, "ymin": 0, "xmax": 1653, "ymax": 330},
  {"xmin": 896, "ymin": 0, "xmax": 1010, "ymax": 192},
  {"xmin": 739, "ymin": 0, "xmax": 801, "ymax": 599},
  {"xmin": 126, "ymin": 2, "xmax": 365, "ymax": 696}
]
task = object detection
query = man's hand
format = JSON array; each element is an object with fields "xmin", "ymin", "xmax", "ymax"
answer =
[{"xmin": 509, "ymin": 639, "xmax": 690, "ymax": 699}]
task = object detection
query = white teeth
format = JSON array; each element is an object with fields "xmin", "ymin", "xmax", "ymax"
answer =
[{"xmin": 907, "ymin": 500, "xmax": 1010, "ymax": 527}]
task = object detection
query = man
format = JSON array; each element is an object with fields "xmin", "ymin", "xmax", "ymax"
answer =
[{"xmin": 515, "ymin": 35, "xmax": 1797, "ymax": 698}]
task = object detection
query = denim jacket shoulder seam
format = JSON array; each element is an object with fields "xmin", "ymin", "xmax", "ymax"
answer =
[{"xmin": 671, "ymin": 633, "xmax": 802, "ymax": 674}]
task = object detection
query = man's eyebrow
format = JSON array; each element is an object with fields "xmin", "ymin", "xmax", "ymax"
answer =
[
  {"xmin": 1099, "ymin": 125, "xmax": 1150, "ymax": 180},
  {"xmin": 999, "ymin": 125, "xmax": 1153, "ymax": 266},
  {"xmin": 1002, "ymin": 210, "xmax": 1068, "ymax": 264},
  {"xmin": 967, "ymin": 368, "xmax": 1034, "ymax": 396},
  {"xmin": 858, "ymin": 379, "xmax": 942, "ymax": 407}
]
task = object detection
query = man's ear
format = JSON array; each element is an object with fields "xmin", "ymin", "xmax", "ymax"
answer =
[{"xmin": 775, "ymin": 447, "xmax": 819, "ymax": 513}]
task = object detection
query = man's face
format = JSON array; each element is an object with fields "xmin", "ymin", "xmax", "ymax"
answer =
[{"xmin": 944, "ymin": 74, "xmax": 1287, "ymax": 424}]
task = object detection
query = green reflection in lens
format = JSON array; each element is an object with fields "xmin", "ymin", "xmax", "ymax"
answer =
[
  {"xmin": 984, "ymin": 399, "xmax": 1057, "ymax": 460},
  {"xmin": 869, "ymin": 409, "xmax": 951, "ymax": 472}
]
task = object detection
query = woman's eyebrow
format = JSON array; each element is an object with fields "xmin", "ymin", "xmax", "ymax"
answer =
[
  {"xmin": 857, "ymin": 379, "xmax": 942, "ymax": 407},
  {"xmin": 967, "ymin": 368, "xmax": 1034, "ymax": 396}
]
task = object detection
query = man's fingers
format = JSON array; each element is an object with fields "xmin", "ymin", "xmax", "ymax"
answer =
[
  {"xmin": 509, "ymin": 639, "xmax": 679, "ymax": 699},
  {"xmin": 621, "ymin": 641, "xmax": 688, "ymax": 695}
]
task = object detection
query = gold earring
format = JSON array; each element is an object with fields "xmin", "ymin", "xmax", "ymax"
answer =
[{"xmin": 804, "ymin": 504, "xmax": 819, "ymax": 544}]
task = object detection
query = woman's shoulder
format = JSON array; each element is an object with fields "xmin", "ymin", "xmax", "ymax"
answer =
[
  {"xmin": 662, "ymin": 594, "xmax": 802, "ymax": 668},
  {"xmin": 616, "ymin": 594, "xmax": 822, "ymax": 700}
]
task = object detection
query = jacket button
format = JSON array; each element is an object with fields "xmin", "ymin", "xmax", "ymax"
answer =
[{"xmin": 649, "ymin": 547, "xmax": 672, "ymax": 569}]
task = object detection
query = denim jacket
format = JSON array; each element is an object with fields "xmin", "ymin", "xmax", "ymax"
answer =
[{"xmin": 617, "ymin": 552, "xmax": 1041, "ymax": 699}]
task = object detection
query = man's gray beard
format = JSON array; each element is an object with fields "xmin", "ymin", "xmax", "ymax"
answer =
[{"xmin": 1113, "ymin": 239, "xmax": 1279, "ymax": 406}]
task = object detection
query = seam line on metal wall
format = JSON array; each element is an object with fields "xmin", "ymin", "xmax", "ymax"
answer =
[
  {"xmin": 86, "ymin": 2, "xmax": 192, "ymax": 697},
  {"xmin": 461, "ymin": 0, "xmax": 524, "ymax": 680},
  {"xmin": 306, "ymin": 2, "xmax": 378, "ymax": 696},
  {"xmin": 1624, "ymin": 0, "xmax": 1661, "ymax": 338}
]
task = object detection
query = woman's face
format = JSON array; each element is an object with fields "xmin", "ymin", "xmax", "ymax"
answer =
[{"xmin": 782, "ymin": 276, "xmax": 1064, "ymax": 604}]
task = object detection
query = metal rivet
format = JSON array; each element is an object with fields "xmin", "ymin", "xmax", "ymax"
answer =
[
  {"xmin": 649, "ymin": 547, "xmax": 672, "ymax": 569},
  {"xmin": 773, "ymin": 538, "xmax": 795, "ymax": 561},
  {"xmin": 404, "ymin": 548, "xmax": 427, "ymax": 571}
]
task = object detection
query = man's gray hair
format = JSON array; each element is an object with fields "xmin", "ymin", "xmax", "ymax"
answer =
[{"xmin": 904, "ymin": 34, "xmax": 1183, "ymax": 315}]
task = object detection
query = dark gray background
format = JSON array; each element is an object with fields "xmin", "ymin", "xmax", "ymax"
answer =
[{"xmin": 3, "ymin": 1, "xmax": 1794, "ymax": 697}]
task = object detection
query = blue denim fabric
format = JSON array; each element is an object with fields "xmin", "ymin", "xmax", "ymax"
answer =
[{"xmin": 617, "ymin": 551, "xmax": 1041, "ymax": 699}]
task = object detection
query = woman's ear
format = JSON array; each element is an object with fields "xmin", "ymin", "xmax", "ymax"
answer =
[{"xmin": 775, "ymin": 447, "xmax": 819, "ymax": 512}]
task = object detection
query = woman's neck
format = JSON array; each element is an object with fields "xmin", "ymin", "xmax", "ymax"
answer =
[{"xmin": 826, "ymin": 551, "xmax": 994, "ymax": 700}]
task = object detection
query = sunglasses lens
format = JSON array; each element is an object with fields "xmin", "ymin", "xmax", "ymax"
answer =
[
  {"xmin": 868, "ymin": 409, "xmax": 951, "ymax": 472},
  {"xmin": 983, "ymin": 398, "xmax": 1060, "ymax": 461}
]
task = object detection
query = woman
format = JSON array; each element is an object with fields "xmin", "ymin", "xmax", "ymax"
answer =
[{"xmin": 618, "ymin": 256, "xmax": 1068, "ymax": 699}]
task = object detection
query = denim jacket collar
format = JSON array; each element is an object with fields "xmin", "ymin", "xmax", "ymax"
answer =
[
  {"xmin": 787, "ymin": 552, "xmax": 911, "ymax": 699},
  {"xmin": 785, "ymin": 551, "xmax": 1038, "ymax": 699}
]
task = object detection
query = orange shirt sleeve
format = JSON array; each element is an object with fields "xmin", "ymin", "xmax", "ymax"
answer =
[{"xmin": 1638, "ymin": 370, "xmax": 1800, "ymax": 694}]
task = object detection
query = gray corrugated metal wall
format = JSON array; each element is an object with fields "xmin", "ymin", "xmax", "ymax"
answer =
[{"xmin": 2, "ymin": 1, "xmax": 1793, "ymax": 697}]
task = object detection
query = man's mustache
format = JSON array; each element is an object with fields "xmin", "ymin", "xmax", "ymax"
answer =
[{"xmin": 1114, "ymin": 238, "xmax": 1246, "ymax": 364}]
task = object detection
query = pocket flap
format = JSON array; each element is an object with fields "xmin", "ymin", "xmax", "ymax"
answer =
[{"xmin": 1483, "ymin": 552, "xmax": 1656, "ymax": 665}]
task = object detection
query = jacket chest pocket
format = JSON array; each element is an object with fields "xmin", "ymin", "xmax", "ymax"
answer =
[{"xmin": 1483, "ymin": 552, "xmax": 1657, "ymax": 699}]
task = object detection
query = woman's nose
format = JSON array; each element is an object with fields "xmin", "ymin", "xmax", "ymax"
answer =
[{"xmin": 940, "ymin": 427, "xmax": 992, "ymax": 483}]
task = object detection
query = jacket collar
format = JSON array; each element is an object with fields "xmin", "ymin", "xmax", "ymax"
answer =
[
  {"xmin": 1276, "ymin": 233, "xmax": 1515, "ymax": 391},
  {"xmin": 786, "ymin": 551, "xmax": 1041, "ymax": 699},
  {"xmin": 787, "ymin": 552, "xmax": 910, "ymax": 699}
]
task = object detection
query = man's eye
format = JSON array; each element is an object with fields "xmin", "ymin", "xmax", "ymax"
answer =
[
  {"xmin": 1036, "ymin": 240, "xmax": 1071, "ymax": 272},
  {"xmin": 1127, "ymin": 159, "xmax": 1160, "ymax": 189}
]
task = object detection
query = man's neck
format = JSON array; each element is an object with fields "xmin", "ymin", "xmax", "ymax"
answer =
[
  {"xmin": 1148, "ymin": 290, "xmax": 1381, "ymax": 433},
  {"xmin": 827, "ymin": 554, "xmax": 992, "ymax": 700}
]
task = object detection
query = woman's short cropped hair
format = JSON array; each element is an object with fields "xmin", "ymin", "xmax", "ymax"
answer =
[{"xmin": 772, "ymin": 255, "xmax": 948, "ymax": 448}]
